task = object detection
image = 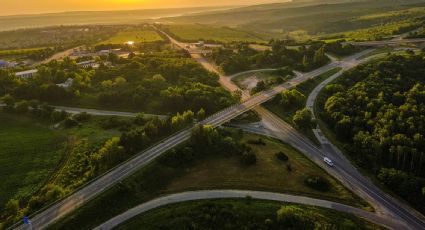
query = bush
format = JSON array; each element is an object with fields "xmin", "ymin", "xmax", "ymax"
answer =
[
  {"xmin": 247, "ymin": 138, "xmax": 266, "ymax": 146},
  {"xmin": 275, "ymin": 151, "xmax": 289, "ymax": 161},
  {"xmin": 73, "ymin": 112, "xmax": 91, "ymax": 122},
  {"xmin": 99, "ymin": 116, "xmax": 130, "ymax": 129},
  {"xmin": 304, "ymin": 175, "xmax": 330, "ymax": 191},
  {"xmin": 63, "ymin": 118, "xmax": 79, "ymax": 128},
  {"xmin": 51, "ymin": 110, "xmax": 68, "ymax": 122},
  {"xmin": 240, "ymin": 151, "xmax": 257, "ymax": 166}
]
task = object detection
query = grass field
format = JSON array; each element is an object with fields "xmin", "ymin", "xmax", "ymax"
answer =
[
  {"xmin": 0, "ymin": 112, "xmax": 126, "ymax": 208},
  {"xmin": 49, "ymin": 130, "xmax": 366, "ymax": 230},
  {"xmin": 99, "ymin": 29, "xmax": 163, "ymax": 44},
  {"xmin": 0, "ymin": 113, "xmax": 66, "ymax": 206},
  {"xmin": 165, "ymin": 24, "xmax": 268, "ymax": 43},
  {"xmin": 264, "ymin": 68, "xmax": 342, "ymax": 144},
  {"xmin": 117, "ymin": 200, "xmax": 381, "ymax": 230}
]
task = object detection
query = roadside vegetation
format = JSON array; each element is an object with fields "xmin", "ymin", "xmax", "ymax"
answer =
[
  {"xmin": 316, "ymin": 53, "xmax": 425, "ymax": 214},
  {"xmin": 117, "ymin": 200, "xmax": 381, "ymax": 230},
  {"xmin": 264, "ymin": 68, "xmax": 342, "ymax": 144},
  {"xmin": 209, "ymin": 40, "xmax": 329, "ymax": 74},
  {"xmin": 0, "ymin": 97, "xmax": 200, "ymax": 228},
  {"xmin": 48, "ymin": 126, "xmax": 364, "ymax": 230}
]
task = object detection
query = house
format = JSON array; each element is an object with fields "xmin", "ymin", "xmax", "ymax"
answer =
[
  {"xmin": 77, "ymin": 60, "xmax": 98, "ymax": 68},
  {"xmin": 56, "ymin": 78, "xmax": 74, "ymax": 89},
  {"xmin": 15, "ymin": 69, "xmax": 38, "ymax": 79}
]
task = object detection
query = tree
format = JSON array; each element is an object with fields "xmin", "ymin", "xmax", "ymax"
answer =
[
  {"xmin": 293, "ymin": 109, "xmax": 314, "ymax": 130},
  {"xmin": 1, "ymin": 94, "xmax": 15, "ymax": 107},
  {"xmin": 15, "ymin": 100, "xmax": 29, "ymax": 113},
  {"xmin": 279, "ymin": 89, "xmax": 305, "ymax": 108},
  {"xmin": 196, "ymin": 108, "xmax": 206, "ymax": 120}
]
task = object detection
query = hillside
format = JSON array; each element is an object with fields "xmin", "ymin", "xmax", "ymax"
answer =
[{"xmin": 164, "ymin": 0, "xmax": 425, "ymax": 36}]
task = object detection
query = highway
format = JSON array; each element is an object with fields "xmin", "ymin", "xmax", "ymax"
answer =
[
  {"xmin": 93, "ymin": 190, "xmax": 407, "ymax": 230},
  {"xmin": 14, "ymin": 31, "xmax": 425, "ymax": 230},
  {"xmin": 160, "ymin": 29, "xmax": 425, "ymax": 229}
]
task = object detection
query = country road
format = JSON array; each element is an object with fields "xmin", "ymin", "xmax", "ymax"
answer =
[
  {"xmin": 93, "ymin": 190, "xmax": 407, "ymax": 230},
  {"xmin": 14, "ymin": 30, "xmax": 425, "ymax": 230}
]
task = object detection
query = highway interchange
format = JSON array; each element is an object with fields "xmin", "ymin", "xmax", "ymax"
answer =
[{"xmin": 15, "ymin": 30, "xmax": 425, "ymax": 230}]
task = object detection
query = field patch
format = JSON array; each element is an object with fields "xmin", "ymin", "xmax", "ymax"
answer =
[
  {"xmin": 0, "ymin": 113, "xmax": 66, "ymax": 206},
  {"xmin": 165, "ymin": 24, "xmax": 268, "ymax": 43},
  {"xmin": 99, "ymin": 30, "xmax": 163, "ymax": 44}
]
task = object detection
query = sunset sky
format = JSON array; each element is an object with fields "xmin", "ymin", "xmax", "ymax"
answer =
[{"xmin": 0, "ymin": 0, "xmax": 286, "ymax": 16}]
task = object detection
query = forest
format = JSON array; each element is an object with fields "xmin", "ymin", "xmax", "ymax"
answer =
[
  {"xmin": 208, "ymin": 40, "xmax": 329, "ymax": 74},
  {"xmin": 0, "ymin": 45, "xmax": 238, "ymax": 114},
  {"xmin": 318, "ymin": 53, "xmax": 425, "ymax": 212}
]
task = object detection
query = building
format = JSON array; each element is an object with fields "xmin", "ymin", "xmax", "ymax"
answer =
[
  {"xmin": 56, "ymin": 78, "xmax": 74, "ymax": 89},
  {"xmin": 77, "ymin": 60, "xmax": 98, "ymax": 68},
  {"xmin": 15, "ymin": 69, "xmax": 38, "ymax": 79}
]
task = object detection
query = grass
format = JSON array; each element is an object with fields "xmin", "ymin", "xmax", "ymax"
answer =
[
  {"xmin": 165, "ymin": 24, "xmax": 268, "ymax": 43},
  {"xmin": 99, "ymin": 29, "xmax": 163, "ymax": 44},
  {"xmin": 48, "ymin": 131, "xmax": 366, "ymax": 230},
  {"xmin": 117, "ymin": 199, "xmax": 382, "ymax": 230},
  {"xmin": 0, "ymin": 47, "xmax": 48, "ymax": 56},
  {"xmin": 0, "ymin": 113, "xmax": 66, "ymax": 207},
  {"xmin": 0, "ymin": 112, "xmax": 127, "ymax": 208},
  {"xmin": 264, "ymin": 68, "xmax": 342, "ymax": 145}
]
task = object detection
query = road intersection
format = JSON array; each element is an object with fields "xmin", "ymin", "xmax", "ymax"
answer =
[{"xmin": 14, "ymin": 30, "xmax": 425, "ymax": 230}]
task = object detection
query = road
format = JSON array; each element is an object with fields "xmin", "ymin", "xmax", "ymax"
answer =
[
  {"xmin": 15, "ymin": 32, "xmax": 425, "ymax": 230},
  {"xmin": 349, "ymin": 38, "xmax": 425, "ymax": 47},
  {"xmin": 52, "ymin": 105, "xmax": 167, "ymax": 119},
  {"xmin": 93, "ymin": 190, "xmax": 407, "ymax": 230},
  {"xmin": 160, "ymin": 29, "xmax": 425, "ymax": 229}
]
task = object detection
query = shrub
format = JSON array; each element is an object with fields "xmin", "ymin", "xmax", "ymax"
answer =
[
  {"xmin": 275, "ymin": 151, "xmax": 289, "ymax": 161},
  {"xmin": 63, "ymin": 118, "xmax": 79, "ymax": 128},
  {"xmin": 73, "ymin": 112, "xmax": 91, "ymax": 122},
  {"xmin": 247, "ymin": 138, "xmax": 266, "ymax": 146},
  {"xmin": 240, "ymin": 151, "xmax": 257, "ymax": 166},
  {"xmin": 304, "ymin": 175, "xmax": 330, "ymax": 191}
]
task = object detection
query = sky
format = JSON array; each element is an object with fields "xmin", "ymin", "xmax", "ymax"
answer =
[{"xmin": 0, "ymin": 0, "xmax": 287, "ymax": 16}]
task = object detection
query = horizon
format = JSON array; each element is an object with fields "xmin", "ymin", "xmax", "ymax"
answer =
[{"xmin": 0, "ymin": 0, "xmax": 289, "ymax": 16}]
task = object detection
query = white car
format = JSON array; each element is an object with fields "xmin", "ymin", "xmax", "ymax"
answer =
[{"xmin": 323, "ymin": 157, "xmax": 334, "ymax": 167}]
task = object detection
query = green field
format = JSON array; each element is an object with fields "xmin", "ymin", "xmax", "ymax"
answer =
[
  {"xmin": 0, "ymin": 113, "xmax": 66, "ymax": 206},
  {"xmin": 117, "ymin": 200, "xmax": 381, "ymax": 230},
  {"xmin": 0, "ymin": 47, "xmax": 47, "ymax": 56},
  {"xmin": 99, "ymin": 29, "xmax": 163, "ymax": 44},
  {"xmin": 49, "ymin": 130, "xmax": 365, "ymax": 230},
  {"xmin": 165, "ymin": 24, "xmax": 268, "ymax": 43}
]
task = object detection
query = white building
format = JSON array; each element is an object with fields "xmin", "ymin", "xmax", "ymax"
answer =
[
  {"xmin": 15, "ymin": 69, "xmax": 38, "ymax": 79},
  {"xmin": 77, "ymin": 60, "xmax": 98, "ymax": 68},
  {"xmin": 56, "ymin": 78, "xmax": 74, "ymax": 89}
]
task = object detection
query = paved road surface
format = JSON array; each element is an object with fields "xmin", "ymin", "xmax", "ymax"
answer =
[
  {"xmin": 52, "ymin": 105, "xmax": 167, "ymax": 119},
  {"xmin": 93, "ymin": 190, "xmax": 407, "ymax": 230}
]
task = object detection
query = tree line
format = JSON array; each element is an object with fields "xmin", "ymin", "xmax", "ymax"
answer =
[{"xmin": 318, "ymin": 53, "xmax": 425, "ymax": 213}]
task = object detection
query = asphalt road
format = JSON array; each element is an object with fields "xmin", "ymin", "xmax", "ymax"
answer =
[
  {"xmin": 93, "ymin": 190, "xmax": 407, "ymax": 230},
  {"xmin": 14, "ymin": 31, "xmax": 425, "ymax": 230},
  {"xmin": 52, "ymin": 105, "xmax": 167, "ymax": 119}
]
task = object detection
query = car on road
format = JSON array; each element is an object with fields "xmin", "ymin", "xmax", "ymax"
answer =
[{"xmin": 323, "ymin": 157, "xmax": 334, "ymax": 167}]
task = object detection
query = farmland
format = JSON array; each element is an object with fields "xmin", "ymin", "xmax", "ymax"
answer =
[
  {"xmin": 98, "ymin": 29, "xmax": 163, "ymax": 45},
  {"xmin": 0, "ymin": 113, "xmax": 66, "ymax": 206},
  {"xmin": 163, "ymin": 24, "xmax": 270, "ymax": 43}
]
